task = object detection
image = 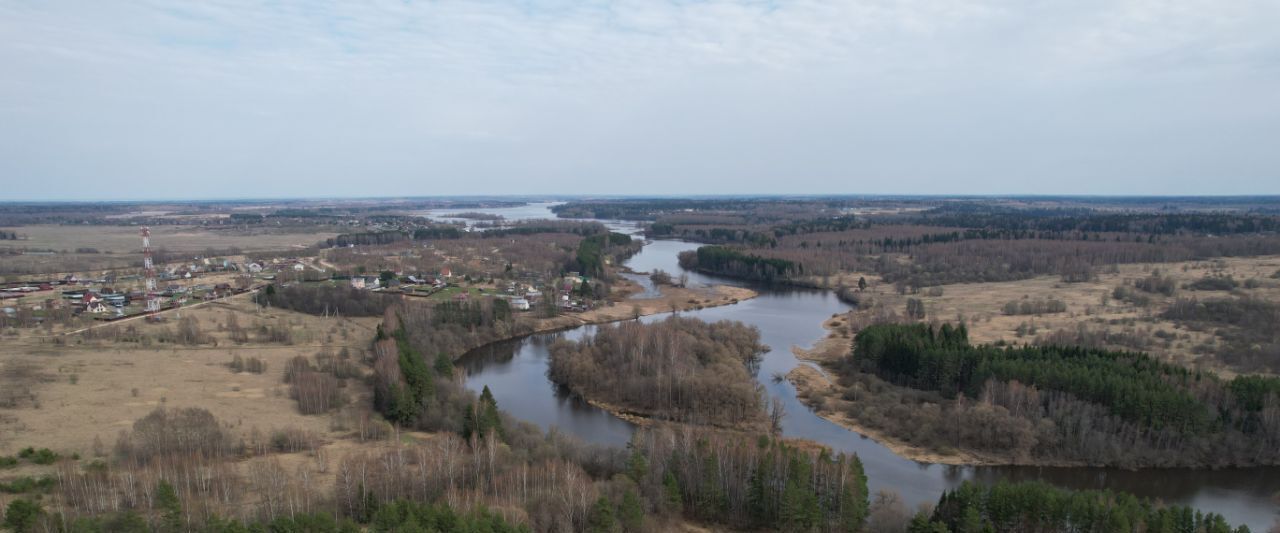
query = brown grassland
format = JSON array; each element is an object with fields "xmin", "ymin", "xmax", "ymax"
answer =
[
  {"xmin": 1, "ymin": 225, "xmax": 338, "ymax": 255},
  {"xmin": 807, "ymin": 254, "xmax": 1280, "ymax": 373}
]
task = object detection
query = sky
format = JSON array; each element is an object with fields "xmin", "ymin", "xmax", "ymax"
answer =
[{"xmin": 1, "ymin": 0, "xmax": 1278, "ymax": 200}]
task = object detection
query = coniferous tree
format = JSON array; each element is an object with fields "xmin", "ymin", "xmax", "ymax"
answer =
[
  {"xmin": 587, "ymin": 496, "xmax": 619, "ymax": 533},
  {"xmin": 618, "ymin": 489, "xmax": 645, "ymax": 533},
  {"xmin": 154, "ymin": 480, "xmax": 182, "ymax": 532}
]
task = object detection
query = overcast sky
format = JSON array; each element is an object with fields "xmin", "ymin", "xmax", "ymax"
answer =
[{"xmin": 1, "ymin": 1, "xmax": 1277, "ymax": 200}]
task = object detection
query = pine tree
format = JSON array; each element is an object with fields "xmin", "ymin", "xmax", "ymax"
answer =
[
  {"xmin": 618, "ymin": 489, "xmax": 645, "ymax": 533},
  {"xmin": 663, "ymin": 472, "xmax": 683, "ymax": 514},
  {"xmin": 155, "ymin": 480, "xmax": 183, "ymax": 532},
  {"xmin": 625, "ymin": 449, "xmax": 648, "ymax": 484},
  {"xmin": 587, "ymin": 496, "xmax": 619, "ymax": 533},
  {"xmin": 478, "ymin": 386, "xmax": 503, "ymax": 439},
  {"xmin": 462, "ymin": 404, "xmax": 477, "ymax": 443},
  {"xmin": 959, "ymin": 506, "xmax": 983, "ymax": 533},
  {"xmin": 2, "ymin": 499, "xmax": 43, "ymax": 533},
  {"xmin": 433, "ymin": 352, "xmax": 454, "ymax": 377}
]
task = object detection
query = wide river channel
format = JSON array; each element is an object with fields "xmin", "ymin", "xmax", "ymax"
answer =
[{"xmin": 432, "ymin": 206, "xmax": 1280, "ymax": 530}]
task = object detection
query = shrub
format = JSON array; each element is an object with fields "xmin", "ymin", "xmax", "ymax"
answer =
[
  {"xmin": 0, "ymin": 476, "xmax": 55, "ymax": 494},
  {"xmin": 1134, "ymin": 272, "xmax": 1177, "ymax": 296},
  {"xmin": 16, "ymin": 447, "xmax": 57, "ymax": 465},
  {"xmin": 114, "ymin": 407, "xmax": 231, "ymax": 463},
  {"xmin": 291, "ymin": 371, "xmax": 345, "ymax": 415},
  {"xmin": 3, "ymin": 499, "xmax": 43, "ymax": 532},
  {"xmin": 1001, "ymin": 298, "xmax": 1067, "ymax": 316},
  {"xmin": 228, "ymin": 355, "xmax": 267, "ymax": 374},
  {"xmin": 1189, "ymin": 275, "xmax": 1238, "ymax": 291}
]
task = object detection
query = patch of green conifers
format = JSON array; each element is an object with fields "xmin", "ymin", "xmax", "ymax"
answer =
[
  {"xmin": 575, "ymin": 231, "xmax": 632, "ymax": 277},
  {"xmin": 679, "ymin": 245, "xmax": 799, "ymax": 283},
  {"xmin": 852, "ymin": 323, "xmax": 1280, "ymax": 436},
  {"xmin": 3, "ymin": 497, "xmax": 526, "ymax": 533},
  {"xmin": 375, "ymin": 326, "xmax": 437, "ymax": 426},
  {"xmin": 632, "ymin": 432, "xmax": 869, "ymax": 532},
  {"xmin": 919, "ymin": 481, "xmax": 1249, "ymax": 533}
]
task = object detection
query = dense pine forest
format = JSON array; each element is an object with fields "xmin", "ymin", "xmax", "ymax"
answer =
[
  {"xmin": 917, "ymin": 481, "xmax": 1251, "ymax": 533},
  {"xmin": 678, "ymin": 245, "xmax": 801, "ymax": 284}
]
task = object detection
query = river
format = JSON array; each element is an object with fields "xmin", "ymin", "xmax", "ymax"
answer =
[{"xmin": 450, "ymin": 205, "xmax": 1279, "ymax": 530}]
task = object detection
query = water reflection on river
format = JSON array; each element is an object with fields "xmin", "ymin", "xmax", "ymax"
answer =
[{"xmin": 455, "ymin": 217, "xmax": 1280, "ymax": 530}]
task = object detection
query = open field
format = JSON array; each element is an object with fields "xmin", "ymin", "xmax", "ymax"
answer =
[
  {"xmin": 824, "ymin": 255, "xmax": 1280, "ymax": 374},
  {"xmin": 1, "ymin": 224, "xmax": 338, "ymax": 254},
  {"xmin": 0, "ymin": 295, "xmax": 379, "ymax": 457},
  {"xmin": 0, "ymin": 224, "xmax": 339, "ymax": 277}
]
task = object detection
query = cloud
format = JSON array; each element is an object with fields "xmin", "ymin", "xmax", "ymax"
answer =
[{"xmin": 0, "ymin": 0, "xmax": 1277, "ymax": 199}]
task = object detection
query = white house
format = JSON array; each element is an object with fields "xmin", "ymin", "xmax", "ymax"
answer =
[
  {"xmin": 350, "ymin": 276, "xmax": 380, "ymax": 290},
  {"xmin": 510, "ymin": 298, "xmax": 530, "ymax": 311}
]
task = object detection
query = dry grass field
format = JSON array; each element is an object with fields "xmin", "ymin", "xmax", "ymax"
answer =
[
  {"xmin": 0, "ymin": 224, "xmax": 339, "ymax": 278},
  {"xmin": 823, "ymin": 255, "xmax": 1280, "ymax": 374},
  {"xmin": 1, "ymin": 224, "xmax": 338, "ymax": 254},
  {"xmin": 0, "ymin": 296, "xmax": 379, "ymax": 457}
]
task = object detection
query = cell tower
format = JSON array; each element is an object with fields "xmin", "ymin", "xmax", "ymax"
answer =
[{"xmin": 141, "ymin": 226, "xmax": 162, "ymax": 314}]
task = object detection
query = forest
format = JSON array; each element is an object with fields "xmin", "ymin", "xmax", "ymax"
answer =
[
  {"xmin": 575, "ymin": 231, "xmax": 638, "ymax": 278},
  {"xmin": 839, "ymin": 323, "xmax": 1280, "ymax": 467},
  {"xmin": 254, "ymin": 284, "xmax": 397, "ymax": 317},
  {"xmin": 346, "ymin": 305, "xmax": 867, "ymax": 532},
  {"xmin": 678, "ymin": 245, "xmax": 800, "ymax": 284},
  {"xmin": 917, "ymin": 481, "xmax": 1250, "ymax": 533},
  {"xmin": 574, "ymin": 199, "xmax": 1280, "ymax": 289},
  {"xmin": 547, "ymin": 316, "xmax": 768, "ymax": 427}
]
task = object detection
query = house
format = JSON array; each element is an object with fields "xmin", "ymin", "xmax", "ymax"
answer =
[
  {"xmin": 85, "ymin": 301, "xmax": 108, "ymax": 314},
  {"xmin": 510, "ymin": 298, "xmax": 530, "ymax": 311},
  {"xmin": 292, "ymin": 263, "xmax": 305, "ymax": 271},
  {"xmin": 246, "ymin": 263, "xmax": 264, "ymax": 273},
  {"xmin": 440, "ymin": 267, "xmax": 452, "ymax": 278},
  {"xmin": 351, "ymin": 276, "xmax": 380, "ymax": 290},
  {"xmin": 212, "ymin": 283, "xmax": 234, "ymax": 297}
]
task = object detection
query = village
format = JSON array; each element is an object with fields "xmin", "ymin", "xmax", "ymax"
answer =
[{"xmin": 0, "ymin": 222, "xmax": 621, "ymax": 331}]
